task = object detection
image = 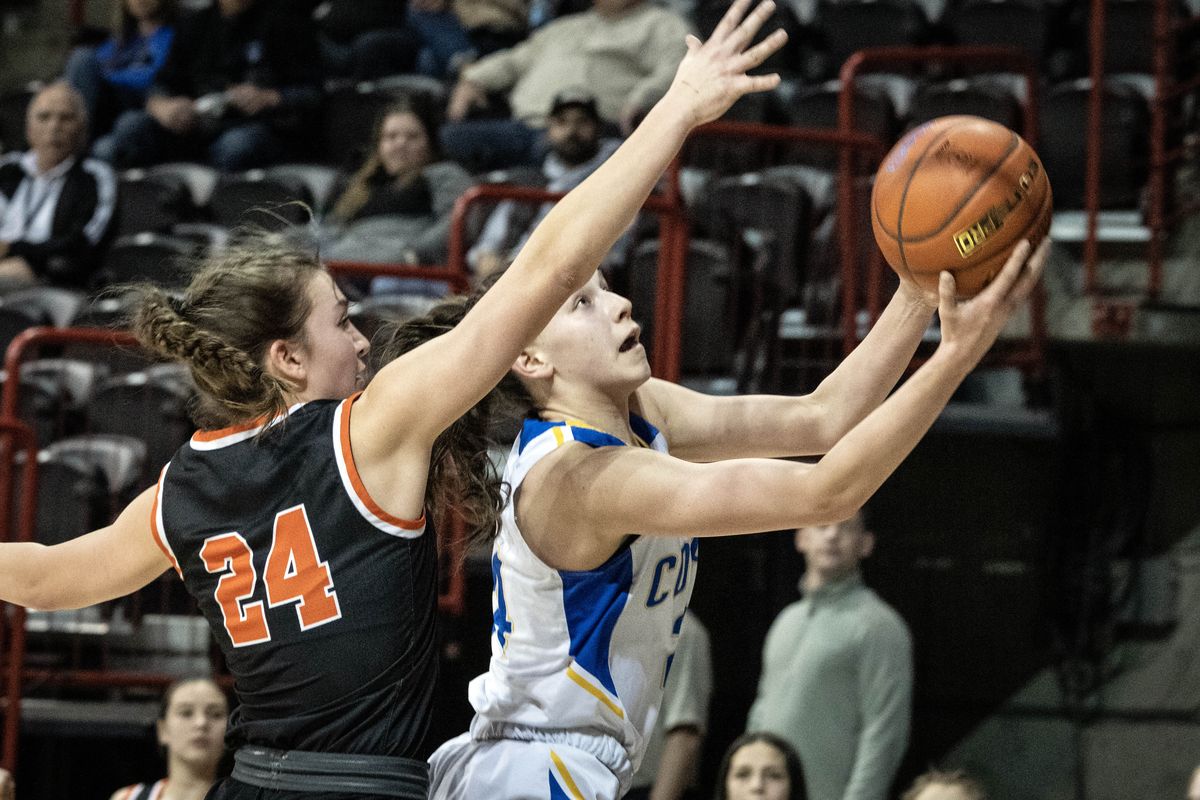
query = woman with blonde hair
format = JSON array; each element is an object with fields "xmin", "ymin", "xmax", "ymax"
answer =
[{"xmin": 0, "ymin": 3, "xmax": 786, "ymax": 796}]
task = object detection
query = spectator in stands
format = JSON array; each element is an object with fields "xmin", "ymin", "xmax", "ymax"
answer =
[
  {"xmin": 626, "ymin": 610, "xmax": 713, "ymax": 800},
  {"xmin": 308, "ymin": 0, "xmax": 422, "ymax": 80},
  {"xmin": 93, "ymin": 0, "xmax": 321, "ymax": 172},
  {"xmin": 468, "ymin": 89, "xmax": 625, "ymax": 278},
  {"xmin": 0, "ymin": 82, "xmax": 116, "ymax": 290},
  {"xmin": 324, "ymin": 98, "xmax": 472, "ymax": 294},
  {"xmin": 63, "ymin": 0, "xmax": 177, "ymax": 141},
  {"xmin": 714, "ymin": 731, "xmax": 807, "ymax": 800},
  {"xmin": 1189, "ymin": 765, "xmax": 1200, "ymax": 800},
  {"xmin": 746, "ymin": 510, "xmax": 912, "ymax": 800},
  {"xmin": 899, "ymin": 768, "xmax": 987, "ymax": 800},
  {"xmin": 442, "ymin": 0, "xmax": 691, "ymax": 170},
  {"xmin": 110, "ymin": 677, "xmax": 229, "ymax": 800}
]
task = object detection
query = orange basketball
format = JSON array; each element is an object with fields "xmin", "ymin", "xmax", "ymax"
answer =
[{"xmin": 871, "ymin": 115, "xmax": 1053, "ymax": 297}]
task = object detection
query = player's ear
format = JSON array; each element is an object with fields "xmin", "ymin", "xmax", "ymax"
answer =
[
  {"xmin": 512, "ymin": 348, "xmax": 552, "ymax": 381},
  {"xmin": 265, "ymin": 337, "xmax": 305, "ymax": 386}
]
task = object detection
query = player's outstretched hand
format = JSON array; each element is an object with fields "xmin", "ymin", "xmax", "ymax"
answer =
[
  {"xmin": 936, "ymin": 237, "xmax": 1049, "ymax": 365},
  {"xmin": 667, "ymin": 0, "xmax": 788, "ymax": 128}
]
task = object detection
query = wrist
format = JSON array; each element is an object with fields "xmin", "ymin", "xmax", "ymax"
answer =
[{"xmin": 651, "ymin": 89, "xmax": 700, "ymax": 134}]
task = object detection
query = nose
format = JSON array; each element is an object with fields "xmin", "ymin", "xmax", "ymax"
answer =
[
  {"xmin": 610, "ymin": 291, "xmax": 633, "ymax": 321},
  {"xmin": 352, "ymin": 323, "xmax": 370, "ymax": 359}
]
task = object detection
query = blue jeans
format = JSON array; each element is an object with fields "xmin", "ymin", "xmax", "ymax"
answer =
[
  {"xmin": 64, "ymin": 47, "xmax": 146, "ymax": 140},
  {"xmin": 408, "ymin": 10, "xmax": 475, "ymax": 78},
  {"xmin": 439, "ymin": 118, "xmax": 546, "ymax": 173},
  {"xmin": 93, "ymin": 109, "xmax": 287, "ymax": 171}
]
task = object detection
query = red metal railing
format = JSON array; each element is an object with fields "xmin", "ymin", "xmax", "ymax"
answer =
[{"xmin": 445, "ymin": 182, "xmax": 688, "ymax": 381}]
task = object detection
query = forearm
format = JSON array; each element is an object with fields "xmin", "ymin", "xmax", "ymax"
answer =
[
  {"xmin": 806, "ymin": 287, "xmax": 934, "ymax": 448},
  {"xmin": 649, "ymin": 729, "xmax": 702, "ymax": 800}
]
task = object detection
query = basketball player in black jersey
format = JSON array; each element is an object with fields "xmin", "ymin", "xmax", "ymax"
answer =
[{"xmin": 0, "ymin": 2, "xmax": 788, "ymax": 797}]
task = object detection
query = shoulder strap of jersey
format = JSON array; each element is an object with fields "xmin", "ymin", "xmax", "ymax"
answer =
[{"xmin": 504, "ymin": 414, "xmax": 668, "ymax": 490}]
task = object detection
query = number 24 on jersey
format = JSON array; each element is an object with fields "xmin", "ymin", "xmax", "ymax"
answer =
[{"xmin": 199, "ymin": 504, "xmax": 342, "ymax": 647}]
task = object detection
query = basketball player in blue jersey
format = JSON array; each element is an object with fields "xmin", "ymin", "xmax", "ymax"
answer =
[
  {"xmin": 0, "ymin": 3, "xmax": 788, "ymax": 796},
  {"xmin": 383, "ymin": 245, "xmax": 1050, "ymax": 794}
]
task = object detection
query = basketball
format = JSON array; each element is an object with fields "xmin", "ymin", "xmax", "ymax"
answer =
[{"xmin": 870, "ymin": 115, "xmax": 1053, "ymax": 297}]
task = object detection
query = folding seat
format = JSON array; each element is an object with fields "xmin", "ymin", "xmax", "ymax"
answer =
[
  {"xmin": 265, "ymin": 164, "xmax": 342, "ymax": 218},
  {"xmin": 907, "ymin": 77, "xmax": 1024, "ymax": 132},
  {"xmin": 99, "ymin": 232, "xmax": 198, "ymax": 288},
  {"xmin": 42, "ymin": 433, "xmax": 147, "ymax": 509},
  {"xmin": 370, "ymin": 74, "xmax": 451, "ymax": 110},
  {"xmin": 1, "ymin": 286, "xmax": 87, "ymax": 328},
  {"xmin": 147, "ymin": 161, "xmax": 219, "ymax": 212},
  {"xmin": 0, "ymin": 303, "xmax": 47, "ymax": 360},
  {"xmin": 627, "ymin": 239, "xmax": 737, "ymax": 377},
  {"xmin": 116, "ymin": 168, "xmax": 196, "ymax": 235},
  {"xmin": 86, "ymin": 369, "xmax": 195, "ymax": 482},
  {"xmin": 29, "ymin": 445, "xmax": 111, "ymax": 545},
  {"xmin": 703, "ymin": 172, "xmax": 816, "ymax": 303},
  {"xmin": 817, "ymin": 0, "xmax": 932, "ymax": 75},
  {"xmin": 1038, "ymin": 78, "xmax": 1151, "ymax": 209},
  {"xmin": 945, "ymin": 0, "xmax": 1051, "ymax": 67},
  {"xmin": 0, "ymin": 367, "xmax": 67, "ymax": 447},
  {"xmin": 0, "ymin": 86, "xmax": 33, "ymax": 152},
  {"xmin": 209, "ymin": 170, "xmax": 315, "ymax": 230},
  {"xmin": 20, "ymin": 358, "xmax": 110, "ymax": 440},
  {"xmin": 782, "ymin": 81, "xmax": 898, "ymax": 171}
]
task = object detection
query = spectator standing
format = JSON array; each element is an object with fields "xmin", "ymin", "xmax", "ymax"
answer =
[
  {"xmin": 0, "ymin": 82, "xmax": 116, "ymax": 290},
  {"xmin": 746, "ymin": 511, "xmax": 913, "ymax": 800},
  {"xmin": 442, "ymin": 0, "xmax": 691, "ymax": 170},
  {"xmin": 94, "ymin": 0, "xmax": 321, "ymax": 171}
]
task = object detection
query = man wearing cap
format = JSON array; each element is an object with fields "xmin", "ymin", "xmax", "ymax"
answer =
[
  {"xmin": 442, "ymin": 0, "xmax": 691, "ymax": 171},
  {"xmin": 468, "ymin": 89, "xmax": 630, "ymax": 276}
]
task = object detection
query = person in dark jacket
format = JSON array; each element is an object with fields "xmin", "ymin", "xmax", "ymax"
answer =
[
  {"xmin": 0, "ymin": 82, "xmax": 116, "ymax": 290},
  {"xmin": 93, "ymin": 0, "xmax": 321, "ymax": 171}
]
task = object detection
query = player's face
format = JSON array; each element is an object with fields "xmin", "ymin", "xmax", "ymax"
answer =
[
  {"xmin": 795, "ymin": 517, "xmax": 872, "ymax": 581},
  {"xmin": 532, "ymin": 270, "xmax": 650, "ymax": 395},
  {"xmin": 157, "ymin": 680, "xmax": 227, "ymax": 772},
  {"xmin": 297, "ymin": 272, "xmax": 370, "ymax": 399},
  {"xmin": 725, "ymin": 740, "xmax": 791, "ymax": 800}
]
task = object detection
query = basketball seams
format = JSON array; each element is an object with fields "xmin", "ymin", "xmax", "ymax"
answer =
[{"xmin": 899, "ymin": 132, "xmax": 1024, "ymax": 246}]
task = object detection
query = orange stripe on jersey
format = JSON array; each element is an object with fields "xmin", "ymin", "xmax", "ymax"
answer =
[
  {"xmin": 191, "ymin": 416, "xmax": 268, "ymax": 443},
  {"xmin": 337, "ymin": 393, "xmax": 425, "ymax": 530},
  {"xmin": 150, "ymin": 467, "xmax": 182, "ymax": 578}
]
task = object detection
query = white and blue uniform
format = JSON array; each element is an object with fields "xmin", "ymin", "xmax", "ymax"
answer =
[{"xmin": 430, "ymin": 416, "xmax": 698, "ymax": 800}]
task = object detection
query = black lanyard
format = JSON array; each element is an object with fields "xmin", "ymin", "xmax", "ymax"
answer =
[{"xmin": 19, "ymin": 176, "xmax": 57, "ymax": 235}]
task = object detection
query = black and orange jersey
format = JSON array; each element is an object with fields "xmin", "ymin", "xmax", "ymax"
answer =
[{"xmin": 152, "ymin": 395, "xmax": 437, "ymax": 758}]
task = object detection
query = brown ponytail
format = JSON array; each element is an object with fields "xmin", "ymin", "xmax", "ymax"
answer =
[
  {"xmin": 130, "ymin": 239, "xmax": 324, "ymax": 430},
  {"xmin": 373, "ymin": 279, "xmax": 536, "ymax": 549}
]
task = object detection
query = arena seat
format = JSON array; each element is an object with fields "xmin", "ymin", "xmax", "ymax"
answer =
[
  {"xmin": 117, "ymin": 169, "xmax": 196, "ymax": 235},
  {"xmin": 99, "ymin": 232, "xmax": 198, "ymax": 287},
  {"xmin": 907, "ymin": 77, "xmax": 1024, "ymax": 132}
]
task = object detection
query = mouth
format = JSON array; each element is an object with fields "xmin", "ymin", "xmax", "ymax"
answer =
[{"xmin": 618, "ymin": 329, "xmax": 641, "ymax": 353}]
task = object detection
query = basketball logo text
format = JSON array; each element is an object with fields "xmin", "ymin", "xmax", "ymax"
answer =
[{"xmin": 953, "ymin": 159, "xmax": 1041, "ymax": 258}]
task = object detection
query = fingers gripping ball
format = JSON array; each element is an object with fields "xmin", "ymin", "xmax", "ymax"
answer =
[{"xmin": 871, "ymin": 116, "xmax": 1053, "ymax": 297}]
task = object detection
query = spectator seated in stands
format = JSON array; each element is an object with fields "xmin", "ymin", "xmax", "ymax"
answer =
[
  {"xmin": 93, "ymin": 0, "xmax": 321, "ymax": 172},
  {"xmin": 441, "ymin": 0, "xmax": 691, "ymax": 171},
  {"xmin": 323, "ymin": 98, "xmax": 472, "ymax": 296},
  {"xmin": 713, "ymin": 731, "xmax": 807, "ymax": 800},
  {"xmin": 901, "ymin": 768, "xmax": 988, "ymax": 800},
  {"xmin": 109, "ymin": 676, "xmax": 229, "ymax": 800},
  {"xmin": 0, "ymin": 82, "xmax": 116, "ymax": 291},
  {"xmin": 467, "ymin": 89, "xmax": 626, "ymax": 278},
  {"xmin": 63, "ymin": 0, "xmax": 177, "ymax": 143}
]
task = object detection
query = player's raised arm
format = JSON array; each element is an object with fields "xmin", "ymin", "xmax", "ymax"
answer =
[{"xmin": 352, "ymin": 0, "xmax": 789, "ymax": 450}]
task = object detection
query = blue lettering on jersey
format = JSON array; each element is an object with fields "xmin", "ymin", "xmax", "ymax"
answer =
[
  {"xmin": 646, "ymin": 538, "xmax": 700, "ymax": 607},
  {"xmin": 492, "ymin": 553, "xmax": 512, "ymax": 651}
]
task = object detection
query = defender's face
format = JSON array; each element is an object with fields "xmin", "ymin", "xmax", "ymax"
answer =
[{"xmin": 297, "ymin": 271, "xmax": 370, "ymax": 400}]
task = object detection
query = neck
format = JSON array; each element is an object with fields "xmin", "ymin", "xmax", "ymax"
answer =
[
  {"xmin": 539, "ymin": 393, "xmax": 635, "ymax": 445},
  {"xmin": 803, "ymin": 567, "xmax": 856, "ymax": 594},
  {"xmin": 33, "ymin": 151, "xmax": 66, "ymax": 174},
  {"xmin": 165, "ymin": 756, "xmax": 216, "ymax": 800}
]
